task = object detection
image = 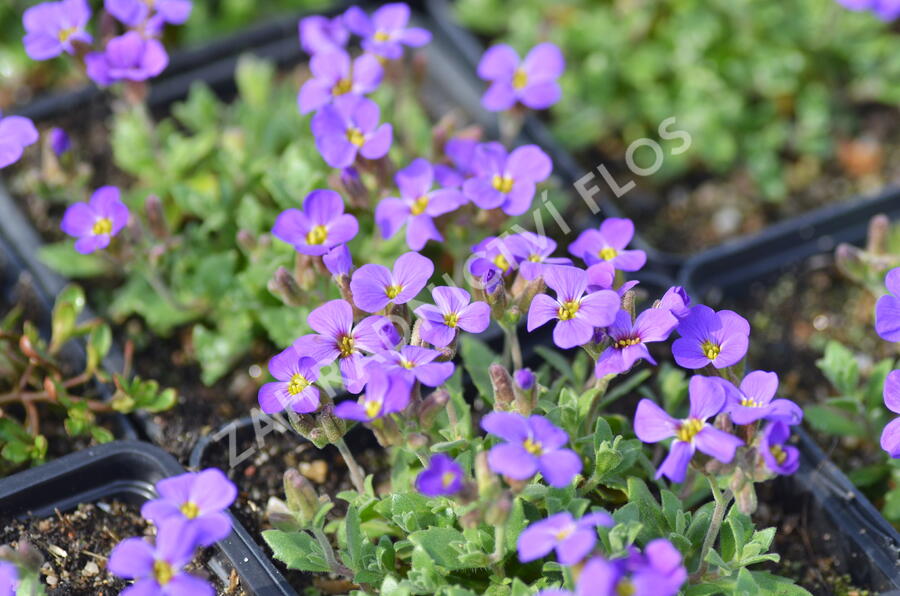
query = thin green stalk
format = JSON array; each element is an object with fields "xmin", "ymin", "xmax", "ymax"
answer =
[
  {"xmin": 310, "ymin": 527, "xmax": 353, "ymax": 579},
  {"xmin": 335, "ymin": 437, "xmax": 367, "ymax": 494},
  {"xmin": 491, "ymin": 522, "xmax": 507, "ymax": 578},
  {"xmin": 503, "ymin": 324, "xmax": 523, "ymax": 371},
  {"xmin": 692, "ymin": 473, "xmax": 733, "ymax": 582}
]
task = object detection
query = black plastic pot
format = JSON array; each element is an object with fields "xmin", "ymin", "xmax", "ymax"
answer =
[
  {"xmin": 0, "ymin": 440, "xmax": 295, "ymax": 595},
  {"xmin": 678, "ymin": 185, "xmax": 900, "ymax": 302}
]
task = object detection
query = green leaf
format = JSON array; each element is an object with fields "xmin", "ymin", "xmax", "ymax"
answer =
[
  {"xmin": 407, "ymin": 527, "xmax": 489, "ymax": 571},
  {"xmin": 815, "ymin": 341, "xmax": 859, "ymax": 397},
  {"xmin": 263, "ymin": 530, "xmax": 331, "ymax": 573},
  {"xmin": 345, "ymin": 504, "xmax": 363, "ymax": 573},
  {"xmin": 86, "ymin": 325, "xmax": 112, "ymax": 373},
  {"xmin": 459, "ymin": 335, "xmax": 499, "ymax": 404},
  {"xmin": 625, "ymin": 477, "xmax": 667, "ymax": 541},
  {"xmin": 803, "ymin": 404, "xmax": 867, "ymax": 438},
  {"xmin": 39, "ymin": 243, "xmax": 110, "ymax": 278}
]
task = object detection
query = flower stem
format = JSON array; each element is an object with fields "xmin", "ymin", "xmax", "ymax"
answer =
[
  {"xmin": 311, "ymin": 527, "xmax": 353, "ymax": 579},
  {"xmin": 335, "ymin": 437, "xmax": 367, "ymax": 494},
  {"xmin": 502, "ymin": 324, "xmax": 523, "ymax": 371},
  {"xmin": 491, "ymin": 522, "xmax": 507, "ymax": 577},
  {"xmin": 692, "ymin": 473, "xmax": 732, "ymax": 582}
]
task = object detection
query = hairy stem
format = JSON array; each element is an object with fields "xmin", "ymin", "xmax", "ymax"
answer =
[
  {"xmin": 692, "ymin": 473, "xmax": 733, "ymax": 582},
  {"xmin": 502, "ymin": 324, "xmax": 523, "ymax": 372},
  {"xmin": 491, "ymin": 521, "xmax": 507, "ymax": 578},
  {"xmin": 335, "ymin": 438, "xmax": 367, "ymax": 493},
  {"xmin": 310, "ymin": 527, "xmax": 353, "ymax": 579}
]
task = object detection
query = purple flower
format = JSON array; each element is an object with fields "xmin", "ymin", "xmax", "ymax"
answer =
[
  {"xmin": 272, "ymin": 189, "xmax": 358, "ymax": 256},
  {"xmin": 0, "ymin": 111, "xmax": 39, "ymax": 169},
  {"xmin": 0, "ymin": 562, "xmax": 17, "ymax": 596},
  {"xmin": 108, "ymin": 518, "xmax": 213, "ymax": 596},
  {"xmin": 141, "ymin": 469, "xmax": 236, "ymax": 547},
  {"xmin": 295, "ymin": 299, "xmax": 399, "ymax": 393},
  {"xmin": 22, "ymin": 0, "xmax": 92, "ymax": 61},
  {"xmin": 324, "ymin": 244, "xmax": 352, "ymax": 277},
  {"xmin": 462, "ymin": 142, "xmax": 552, "ymax": 216},
  {"xmin": 414, "ymin": 286, "xmax": 491, "ymax": 347},
  {"xmin": 876, "ymin": 268, "xmax": 900, "ymax": 341},
  {"xmin": 350, "ymin": 252, "xmax": 434, "ymax": 313},
  {"xmin": 594, "ymin": 308, "xmax": 678, "ymax": 378},
  {"xmin": 568, "ymin": 218, "xmax": 646, "ymax": 272},
  {"xmin": 657, "ymin": 286, "xmax": 691, "ymax": 319},
  {"xmin": 527, "ymin": 266, "xmax": 620, "ymax": 349},
  {"xmin": 376, "ymin": 345, "xmax": 455, "ymax": 387},
  {"xmin": 49, "ymin": 127, "xmax": 70, "ymax": 156},
  {"xmin": 835, "ymin": 0, "xmax": 900, "ymax": 20},
  {"xmin": 298, "ymin": 49, "xmax": 383, "ymax": 114},
  {"xmin": 311, "ymin": 95, "xmax": 392, "ymax": 168},
  {"xmin": 470, "ymin": 235, "xmax": 517, "ymax": 280},
  {"xmin": 334, "ymin": 365, "xmax": 412, "ymax": 421},
  {"xmin": 517, "ymin": 511, "xmax": 613, "ymax": 565},
  {"xmin": 721, "ymin": 371, "xmax": 802, "ymax": 426},
  {"xmin": 881, "ymin": 370, "xmax": 900, "ymax": 457},
  {"xmin": 576, "ymin": 540, "xmax": 687, "ymax": 596},
  {"xmin": 477, "ymin": 43, "xmax": 564, "ymax": 111},
  {"xmin": 514, "ymin": 368, "xmax": 535, "ymax": 390},
  {"xmin": 257, "ymin": 347, "xmax": 321, "ymax": 415},
  {"xmin": 760, "ymin": 421, "xmax": 800, "ymax": 475},
  {"xmin": 85, "ymin": 32, "xmax": 169, "ymax": 86},
  {"xmin": 376, "ymin": 159, "xmax": 465, "ymax": 251},
  {"xmin": 416, "ymin": 453, "xmax": 463, "ymax": 496},
  {"xmin": 481, "ymin": 412, "xmax": 582, "ymax": 487},
  {"xmin": 634, "ymin": 375, "xmax": 744, "ymax": 483},
  {"xmin": 105, "ymin": 0, "xmax": 192, "ymax": 27},
  {"xmin": 671, "ymin": 305, "xmax": 750, "ymax": 370},
  {"xmin": 506, "ymin": 232, "xmax": 571, "ymax": 280},
  {"xmin": 343, "ymin": 3, "xmax": 431, "ymax": 60},
  {"xmin": 434, "ymin": 137, "xmax": 478, "ymax": 188},
  {"xmin": 299, "ymin": 14, "xmax": 349, "ymax": 55},
  {"xmin": 60, "ymin": 186, "xmax": 129, "ymax": 254}
]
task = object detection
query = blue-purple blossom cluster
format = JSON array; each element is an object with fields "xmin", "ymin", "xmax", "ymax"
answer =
[
  {"xmin": 875, "ymin": 267, "xmax": 900, "ymax": 455},
  {"xmin": 22, "ymin": 0, "xmax": 191, "ymax": 87},
  {"xmin": 835, "ymin": 0, "xmax": 900, "ymax": 20},
  {"xmin": 109, "ymin": 469, "xmax": 236, "ymax": 595}
]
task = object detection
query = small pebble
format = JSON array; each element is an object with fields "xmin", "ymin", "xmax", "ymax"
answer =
[
  {"xmin": 46, "ymin": 575, "xmax": 58, "ymax": 587},
  {"xmin": 83, "ymin": 561, "xmax": 100, "ymax": 577}
]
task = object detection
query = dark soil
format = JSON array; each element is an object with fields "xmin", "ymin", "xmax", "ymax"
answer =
[
  {"xmin": 201, "ymin": 422, "xmax": 388, "ymax": 593},
  {"xmin": 0, "ymin": 500, "xmax": 243, "ymax": 595},
  {"xmin": 576, "ymin": 107, "xmax": 900, "ymax": 255}
]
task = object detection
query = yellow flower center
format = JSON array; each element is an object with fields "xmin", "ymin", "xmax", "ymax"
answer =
[
  {"xmin": 557, "ymin": 300, "xmax": 581, "ymax": 321},
  {"xmin": 58, "ymin": 26, "xmax": 77, "ymax": 43},
  {"xmin": 410, "ymin": 195, "xmax": 430, "ymax": 216},
  {"xmin": 306, "ymin": 225, "xmax": 328, "ymax": 245},
  {"xmin": 598, "ymin": 247, "xmax": 618, "ymax": 261},
  {"xmin": 554, "ymin": 525, "xmax": 574, "ymax": 541},
  {"xmin": 770, "ymin": 444, "xmax": 787, "ymax": 465},
  {"xmin": 492, "ymin": 253, "xmax": 511, "ymax": 272},
  {"xmin": 528, "ymin": 254, "xmax": 542, "ymax": 262},
  {"xmin": 332, "ymin": 78, "xmax": 353, "ymax": 95},
  {"xmin": 373, "ymin": 31, "xmax": 391, "ymax": 42},
  {"xmin": 441, "ymin": 471, "xmax": 456, "ymax": 488},
  {"xmin": 288, "ymin": 373, "xmax": 310, "ymax": 395},
  {"xmin": 739, "ymin": 397, "xmax": 762, "ymax": 408},
  {"xmin": 701, "ymin": 340, "xmax": 721, "ymax": 361},
  {"xmin": 92, "ymin": 217, "xmax": 113, "ymax": 236},
  {"xmin": 153, "ymin": 560, "xmax": 174, "ymax": 586},
  {"xmin": 443, "ymin": 312, "xmax": 459, "ymax": 328},
  {"xmin": 675, "ymin": 417, "xmax": 704, "ymax": 443},
  {"xmin": 400, "ymin": 359, "xmax": 416, "ymax": 370},
  {"xmin": 386, "ymin": 284, "xmax": 403, "ymax": 299},
  {"xmin": 365, "ymin": 400, "xmax": 382, "ymax": 419},
  {"xmin": 512, "ymin": 68, "xmax": 528, "ymax": 90},
  {"xmin": 491, "ymin": 174, "xmax": 514, "ymax": 194},
  {"xmin": 523, "ymin": 438, "xmax": 543, "ymax": 455},
  {"xmin": 346, "ymin": 127, "xmax": 366, "ymax": 147},
  {"xmin": 179, "ymin": 501, "xmax": 200, "ymax": 519},
  {"xmin": 616, "ymin": 580, "xmax": 636, "ymax": 596},
  {"xmin": 338, "ymin": 335, "xmax": 356, "ymax": 358},
  {"xmin": 614, "ymin": 337, "xmax": 641, "ymax": 349}
]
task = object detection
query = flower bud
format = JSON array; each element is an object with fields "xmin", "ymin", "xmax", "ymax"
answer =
[
  {"xmin": 268, "ymin": 266, "xmax": 304, "ymax": 307},
  {"xmin": 417, "ymin": 389, "xmax": 450, "ymax": 428},
  {"xmin": 236, "ymin": 229, "xmax": 256, "ymax": 254},
  {"xmin": 340, "ymin": 167, "xmax": 369, "ymax": 208},
  {"xmin": 318, "ymin": 405, "xmax": 347, "ymax": 444},
  {"xmin": 475, "ymin": 451, "xmax": 500, "ymax": 499},
  {"xmin": 144, "ymin": 194, "xmax": 167, "ymax": 238},
  {"xmin": 283, "ymin": 469, "xmax": 320, "ymax": 524},
  {"xmin": 266, "ymin": 497, "xmax": 301, "ymax": 532},
  {"xmin": 867, "ymin": 213, "xmax": 890, "ymax": 255},
  {"xmin": 485, "ymin": 493, "xmax": 511, "ymax": 526},
  {"xmin": 490, "ymin": 364, "xmax": 515, "ymax": 410},
  {"xmin": 407, "ymin": 432, "xmax": 429, "ymax": 450}
]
